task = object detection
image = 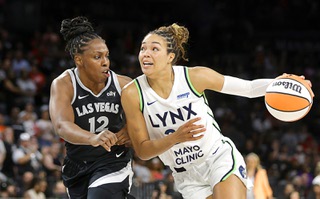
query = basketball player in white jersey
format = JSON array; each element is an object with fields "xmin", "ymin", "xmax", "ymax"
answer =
[{"xmin": 121, "ymin": 23, "xmax": 313, "ymax": 199}]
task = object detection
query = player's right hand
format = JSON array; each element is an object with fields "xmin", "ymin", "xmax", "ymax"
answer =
[
  {"xmin": 89, "ymin": 129, "xmax": 118, "ymax": 152},
  {"xmin": 173, "ymin": 117, "xmax": 206, "ymax": 143},
  {"xmin": 116, "ymin": 125, "xmax": 132, "ymax": 147},
  {"xmin": 278, "ymin": 73, "xmax": 314, "ymax": 97}
]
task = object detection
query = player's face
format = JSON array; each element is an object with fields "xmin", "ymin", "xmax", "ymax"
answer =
[
  {"xmin": 75, "ymin": 38, "xmax": 110, "ymax": 84},
  {"xmin": 139, "ymin": 34, "xmax": 174, "ymax": 77}
]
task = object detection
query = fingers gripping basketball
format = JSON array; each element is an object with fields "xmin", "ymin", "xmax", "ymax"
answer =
[{"xmin": 265, "ymin": 75, "xmax": 313, "ymax": 122}]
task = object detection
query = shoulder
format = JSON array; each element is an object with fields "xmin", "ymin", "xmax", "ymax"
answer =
[
  {"xmin": 122, "ymin": 73, "xmax": 146, "ymax": 92},
  {"xmin": 187, "ymin": 66, "xmax": 224, "ymax": 92},
  {"xmin": 181, "ymin": 66, "xmax": 211, "ymax": 84},
  {"xmin": 176, "ymin": 65, "xmax": 213, "ymax": 78},
  {"xmin": 121, "ymin": 79, "xmax": 140, "ymax": 109},
  {"xmin": 115, "ymin": 74, "xmax": 132, "ymax": 89},
  {"xmin": 51, "ymin": 70, "xmax": 71, "ymax": 86},
  {"xmin": 121, "ymin": 78, "xmax": 141, "ymax": 101},
  {"xmin": 50, "ymin": 70, "xmax": 72, "ymax": 92},
  {"xmin": 187, "ymin": 66, "xmax": 213, "ymax": 74},
  {"xmin": 121, "ymin": 79, "xmax": 137, "ymax": 95}
]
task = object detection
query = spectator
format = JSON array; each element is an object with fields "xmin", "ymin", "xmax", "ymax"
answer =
[
  {"xmin": 16, "ymin": 171, "xmax": 34, "ymax": 197},
  {"xmin": 35, "ymin": 105, "xmax": 55, "ymax": 147},
  {"xmin": 246, "ymin": 152, "xmax": 273, "ymax": 199},
  {"xmin": 151, "ymin": 181, "xmax": 173, "ymax": 199},
  {"xmin": 0, "ymin": 180, "xmax": 18, "ymax": 198},
  {"xmin": 310, "ymin": 162, "xmax": 320, "ymax": 199},
  {"xmin": 42, "ymin": 141, "xmax": 63, "ymax": 196},
  {"xmin": 0, "ymin": 59, "xmax": 25, "ymax": 113},
  {"xmin": 12, "ymin": 133, "xmax": 43, "ymax": 177},
  {"xmin": 0, "ymin": 135, "xmax": 6, "ymax": 181},
  {"xmin": 1, "ymin": 127, "xmax": 16, "ymax": 179},
  {"xmin": 12, "ymin": 49, "xmax": 31, "ymax": 75},
  {"xmin": 8, "ymin": 106, "xmax": 25, "ymax": 143},
  {"xmin": 18, "ymin": 102, "xmax": 38, "ymax": 136},
  {"xmin": 23, "ymin": 177, "xmax": 47, "ymax": 199},
  {"xmin": 148, "ymin": 157, "xmax": 165, "ymax": 182},
  {"xmin": 42, "ymin": 141, "xmax": 62, "ymax": 178},
  {"xmin": 132, "ymin": 156, "xmax": 152, "ymax": 184},
  {"xmin": 164, "ymin": 172, "xmax": 183, "ymax": 199},
  {"xmin": 289, "ymin": 190, "xmax": 300, "ymax": 199},
  {"xmin": 28, "ymin": 60, "xmax": 47, "ymax": 105},
  {"xmin": 29, "ymin": 61, "xmax": 46, "ymax": 94},
  {"xmin": 16, "ymin": 69, "xmax": 37, "ymax": 105},
  {"xmin": 280, "ymin": 182, "xmax": 296, "ymax": 199},
  {"xmin": 52, "ymin": 180, "xmax": 68, "ymax": 199}
]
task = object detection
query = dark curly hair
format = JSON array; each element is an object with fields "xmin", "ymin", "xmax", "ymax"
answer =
[{"xmin": 60, "ymin": 16, "xmax": 102, "ymax": 58}]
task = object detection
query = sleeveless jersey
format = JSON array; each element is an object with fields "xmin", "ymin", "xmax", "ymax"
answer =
[
  {"xmin": 67, "ymin": 68, "xmax": 130, "ymax": 162},
  {"xmin": 135, "ymin": 66, "xmax": 222, "ymax": 169}
]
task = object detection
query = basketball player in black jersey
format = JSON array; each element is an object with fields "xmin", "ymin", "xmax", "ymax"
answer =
[{"xmin": 49, "ymin": 16, "xmax": 134, "ymax": 199}]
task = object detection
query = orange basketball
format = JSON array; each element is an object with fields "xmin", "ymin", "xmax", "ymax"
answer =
[{"xmin": 265, "ymin": 75, "xmax": 313, "ymax": 122}]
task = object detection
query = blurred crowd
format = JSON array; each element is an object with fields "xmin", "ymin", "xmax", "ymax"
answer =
[{"xmin": 0, "ymin": 0, "xmax": 319, "ymax": 198}]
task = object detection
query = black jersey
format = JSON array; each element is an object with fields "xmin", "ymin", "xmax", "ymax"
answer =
[{"xmin": 66, "ymin": 68, "xmax": 130, "ymax": 162}]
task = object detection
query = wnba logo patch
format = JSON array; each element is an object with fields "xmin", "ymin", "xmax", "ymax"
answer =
[
  {"xmin": 239, "ymin": 165, "xmax": 247, "ymax": 179},
  {"xmin": 177, "ymin": 92, "xmax": 190, "ymax": 99}
]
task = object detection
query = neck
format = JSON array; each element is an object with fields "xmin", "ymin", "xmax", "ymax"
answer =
[
  {"xmin": 147, "ymin": 67, "xmax": 174, "ymax": 99},
  {"xmin": 77, "ymin": 68, "xmax": 105, "ymax": 94}
]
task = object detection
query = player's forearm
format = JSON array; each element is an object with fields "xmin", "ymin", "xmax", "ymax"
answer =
[
  {"xmin": 220, "ymin": 76, "xmax": 273, "ymax": 98},
  {"xmin": 135, "ymin": 135, "xmax": 176, "ymax": 160},
  {"xmin": 54, "ymin": 121, "xmax": 93, "ymax": 145}
]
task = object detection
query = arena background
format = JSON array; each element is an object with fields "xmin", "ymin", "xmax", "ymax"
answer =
[{"xmin": 0, "ymin": 0, "xmax": 319, "ymax": 198}]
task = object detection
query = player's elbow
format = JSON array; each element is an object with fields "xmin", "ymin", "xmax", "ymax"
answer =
[
  {"xmin": 54, "ymin": 122, "xmax": 66, "ymax": 138},
  {"xmin": 138, "ymin": 155, "xmax": 152, "ymax": 161},
  {"xmin": 134, "ymin": 144, "xmax": 154, "ymax": 161},
  {"xmin": 135, "ymin": 150, "xmax": 152, "ymax": 161}
]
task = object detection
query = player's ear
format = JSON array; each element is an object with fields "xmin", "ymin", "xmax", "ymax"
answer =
[
  {"xmin": 168, "ymin": 52, "xmax": 175, "ymax": 64},
  {"xmin": 74, "ymin": 54, "xmax": 82, "ymax": 66}
]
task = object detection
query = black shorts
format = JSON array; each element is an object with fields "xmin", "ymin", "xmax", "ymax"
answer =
[{"xmin": 62, "ymin": 156, "xmax": 134, "ymax": 199}]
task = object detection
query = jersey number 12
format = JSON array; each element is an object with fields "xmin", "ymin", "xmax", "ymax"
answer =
[{"xmin": 88, "ymin": 116, "xmax": 109, "ymax": 132}]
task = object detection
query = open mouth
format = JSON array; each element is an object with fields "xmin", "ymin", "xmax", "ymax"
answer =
[
  {"xmin": 143, "ymin": 62, "xmax": 153, "ymax": 67},
  {"xmin": 103, "ymin": 70, "xmax": 110, "ymax": 77}
]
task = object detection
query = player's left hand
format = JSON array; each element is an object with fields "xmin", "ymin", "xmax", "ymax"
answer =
[
  {"xmin": 89, "ymin": 129, "xmax": 118, "ymax": 152},
  {"xmin": 116, "ymin": 125, "xmax": 132, "ymax": 147}
]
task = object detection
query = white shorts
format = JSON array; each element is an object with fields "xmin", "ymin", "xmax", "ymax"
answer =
[{"xmin": 172, "ymin": 136, "xmax": 252, "ymax": 199}]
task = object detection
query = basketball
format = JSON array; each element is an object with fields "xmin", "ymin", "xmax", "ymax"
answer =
[{"xmin": 265, "ymin": 75, "xmax": 313, "ymax": 122}]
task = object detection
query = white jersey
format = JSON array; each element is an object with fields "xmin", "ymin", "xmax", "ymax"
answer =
[{"xmin": 134, "ymin": 66, "xmax": 222, "ymax": 169}]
